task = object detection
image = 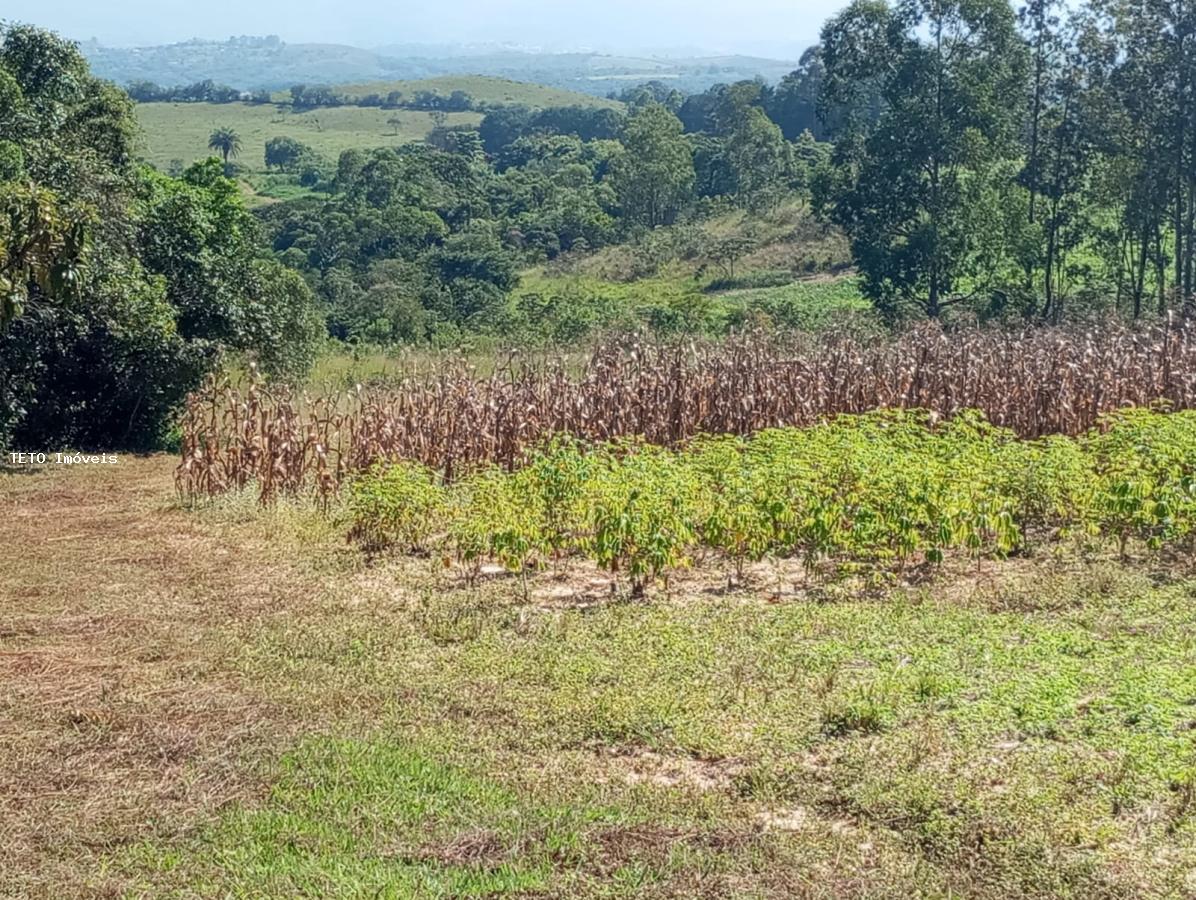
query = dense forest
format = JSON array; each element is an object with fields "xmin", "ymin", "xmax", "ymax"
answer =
[{"xmin": 3, "ymin": 0, "xmax": 1196, "ymax": 452}]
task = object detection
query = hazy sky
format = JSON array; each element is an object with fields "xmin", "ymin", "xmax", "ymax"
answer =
[{"xmin": 2, "ymin": 0, "xmax": 834, "ymax": 57}]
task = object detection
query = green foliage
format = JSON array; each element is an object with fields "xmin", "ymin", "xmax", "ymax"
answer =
[
  {"xmin": 0, "ymin": 24, "xmax": 322, "ymax": 451},
  {"xmin": 610, "ymin": 102, "xmax": 695, "ymax": 228},
  {"xmin": 581, "ymin": 444, "xmax": 700, "ymax": 594},
  {"xmin": 688, "ymin": 435, "xmax": 773, "ymax": 578},
  {"xmin": 444, "ymin": 466, "xmax": 547, "ymax": 584},
  {"xmin": 264, "ymin": 135, "xmax": 320, "ymax": 173},
  {"xmin": 819, "ymin": 0, "xmax": 1029, "ymax": 318},
  {"xmin": 137, "ymin": 159, "xmax": 324, "ymax": 377},
  {"xmin": 0, "ymin": 181, "xmax": 86, "ymax": 327},
  {"xmin": 348, "ymin": 461, "xmax": 444, "ymax": 553},
  {"xmin": 1084, "ymin": 409, "xmax": 1196, "ymax": 555},
  {"xmin": 120, "ymin": 0, "xmax": 1196, "ymax": 330},
  {"xmin": 724, "ymin": 107, "xmax": 792, "ymax": 210},
  {"xmin": 206, "ymin": 126, "xmax": 242, "ymax": 164},
  {"xmin": 505, "ymin": 267, "xmax": 869, "ymax": 344},
  {"xmin": 348, "ymin": 409, "xmax": 1196, "ymax": 594},
  {"xmin": 522, "ymin": 435, "xmax": 594, "ymax": 559}
]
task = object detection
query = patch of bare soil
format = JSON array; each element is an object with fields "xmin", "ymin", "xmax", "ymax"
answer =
[
  {"xmin": 402, "ymin": 828, "xmax": 511, "ymax": 868},
  {"xmin": 585, "ymin": 822, "xmax": 754, "ymax": 876},
  {"xmin": 589, "ymin": 744, "xmax": 745, "ymax": 792}
]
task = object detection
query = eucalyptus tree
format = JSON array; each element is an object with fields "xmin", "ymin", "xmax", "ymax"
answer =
[
  {"xmin": 1013, "ymin": 1, "xmax": 1104, "ymax": 318},
  {"xmin": 610, "ymin": 102, "xmax": 695, "ymax": 228},
  {"xmin": 819, "ymin": 0, "xmax": 1030, "ymax": 318},
  {"xmin": 1106, "ymin": 0, "xmax": 1196, "ymax": 306}
]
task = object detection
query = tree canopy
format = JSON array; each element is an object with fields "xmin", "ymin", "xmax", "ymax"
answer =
[{"xmin": 0, "ymin": 25, "xmax": 321, "ymax": 451}]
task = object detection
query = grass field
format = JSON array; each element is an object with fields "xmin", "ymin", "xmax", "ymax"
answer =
[
  {"xmin": 511, "ymin": 261, "xmax": 868, "ymax": 338},
  {"xmin": 500, "ymin": 202, "xmax": 867, "ymax": 340},
  {"xmin": 4, "ymin": 457, "xmax": 1196, "ymax": 897},
  {"xmin": 134, "ymin": 102, "xmax": 482, "ymax": 171},
  {"xmin": 334, "ymin": 74, "xmax": 623, "ymax": 110},
  {"xmin": 134, "ymin": 75, "xmax": 619, "ymax": 173}
]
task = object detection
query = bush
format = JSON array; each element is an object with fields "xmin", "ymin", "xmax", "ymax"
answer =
[
  {"xmin": 348, "ymin": 462, "xmax": 444, "ymax": 554},
  {"xmin": 345, "ymin": 409, "xmax": 1196, "ymax": 594}
]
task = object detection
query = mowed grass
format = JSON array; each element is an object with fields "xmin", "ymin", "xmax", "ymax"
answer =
[
  {"xmin": 134, "ymin": 101, "xmax": 482, "ymax": 170},
  {"xmin": 5, "ymin": 459, "xmax": 1196, "ymax": 897}
]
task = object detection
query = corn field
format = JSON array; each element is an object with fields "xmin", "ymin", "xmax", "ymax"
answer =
[{"xmin": 176, "ymin": 320, "xmax": 1196, "ymax": 503}]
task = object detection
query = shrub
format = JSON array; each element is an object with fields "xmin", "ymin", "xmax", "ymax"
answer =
[
  {"xmin": 339, "ymin": 409, "xmax": 1196, "ymax": 593},
  {"xmin": 348, "ymin": 461, "xmax": 443, "ymax": 553}
]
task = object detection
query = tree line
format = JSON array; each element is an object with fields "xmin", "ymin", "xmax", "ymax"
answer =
[
  {"xmin": 126, "ymin": 78, "xmax": 484, "ymax": 113},
  {"xmin": 126, "ymin": 78, "xmax": 266, "ymax": 104},
  {"xmin": 813, "ymin": 0, "xmax": 1196, "ymax": 321},
  {"xmin": 600, "ymin": 0, "xmax": 1196, "ymax": 322}
]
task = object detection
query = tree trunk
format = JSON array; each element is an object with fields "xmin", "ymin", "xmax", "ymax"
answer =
[
  {"xmin": 1133, "ymin": 225, "xmax": 1150, "ymax": 319},
  {"xmin": 1157, "ymin": 226, "xmax": 1168, "ymax": 316},
  {"xmin": 1028, "ymin": 23, "xmax": 1047, "ymax": 225}
]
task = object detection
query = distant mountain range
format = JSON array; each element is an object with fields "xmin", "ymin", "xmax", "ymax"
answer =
[{"xmin": 79, "ymin": 36, "xmax": 799, "ymax": 97}]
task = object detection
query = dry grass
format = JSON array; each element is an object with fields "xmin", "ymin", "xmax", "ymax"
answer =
[
  {"xmin": 0, "ymin": 457, "xmax": 333, "ymax": 898},
  {"xmin": 7, "ymin": 458, "xmax": 1196, "ymax": 897}
]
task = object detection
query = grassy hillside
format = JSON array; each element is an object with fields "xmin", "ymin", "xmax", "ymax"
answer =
[
  {"xmin": 494, "ymin": 204, "xmax": 865, "ymax": 343},
  {"xmin": 10, "ymin": 455, "xmax": 1196, "ymax": 897},
  {"xmin": 84, "ymin": 36, "xmax": 404, "ymax": 90},
  {"xmin": 134, "ymin": 101, "xmax": 481, "ymax": 170},
  {"xmin": 334, "ymin": 74, "xmax": 624, "ymax": 109},
  {"xmin": 134, "ymin": 75, "xmax": 619, "ymax": 175}
]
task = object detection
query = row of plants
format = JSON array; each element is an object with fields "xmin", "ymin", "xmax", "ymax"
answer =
[
  {"xmin": 347, "ymin": 408, "xmax": 1196, "ymax": 594},
  {"xmin": 176, "ymin": 322, "xmax": 1196, "ymax": 505}
]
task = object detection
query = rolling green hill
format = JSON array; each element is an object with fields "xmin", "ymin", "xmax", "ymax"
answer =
[
  {"xmin": 134, "ymin": 75, "xmax": 621, "ymax": 176},
  {"xmin": 82, "ymin": 36, "xmax": 798, "ymax": 97},
  {"xmin": 84, "ymin": 36, "xmax": 404, "ymax": 90},
  {"xmin": 334, "ymin": 74, "xmax": 623, "ymax": 109},
  {"xmin": 134, "ymin": 102, "xmax": 481, "ymax": 171}
]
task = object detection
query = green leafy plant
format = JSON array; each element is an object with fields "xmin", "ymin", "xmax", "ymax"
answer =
[
  {"xmin": 345, "ymin": 408, "xmax": 1196, "ymax": 589},
  {"xmin": 582, "ymin": 443, "xmax": 699, "ymax": 596},
  {"xmin": 347, "ymin": 461, "xmax": 444, "ymax": 554}
]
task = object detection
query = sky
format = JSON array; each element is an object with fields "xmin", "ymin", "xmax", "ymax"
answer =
[{"xmin": 2, "ymin": 0, "xmax": 836, "ymax": 57}]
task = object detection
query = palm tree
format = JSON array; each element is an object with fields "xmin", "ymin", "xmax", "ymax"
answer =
[{"xmin": 207, "ymin": 127, "xmax": 242, "ymax": 165}]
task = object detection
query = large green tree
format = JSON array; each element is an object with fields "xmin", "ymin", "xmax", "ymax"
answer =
[
  {"xmin": 725, "ymin": 107, "xmax": 792, "ymax": 210},
  {"xmin": 0, "ymin": 25, "xmax": 320, "ymax": 451},
  {"xmin": 1101, "ymin": 0, "xmax": 1196, "ymax": 310},
  {"xmin": 610, "ymin": 102, "xmax": 695, "ymax": 228},
  {"xmin": 819, "ymin": 0, "xmax": 1030, "ymax": 317}
]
